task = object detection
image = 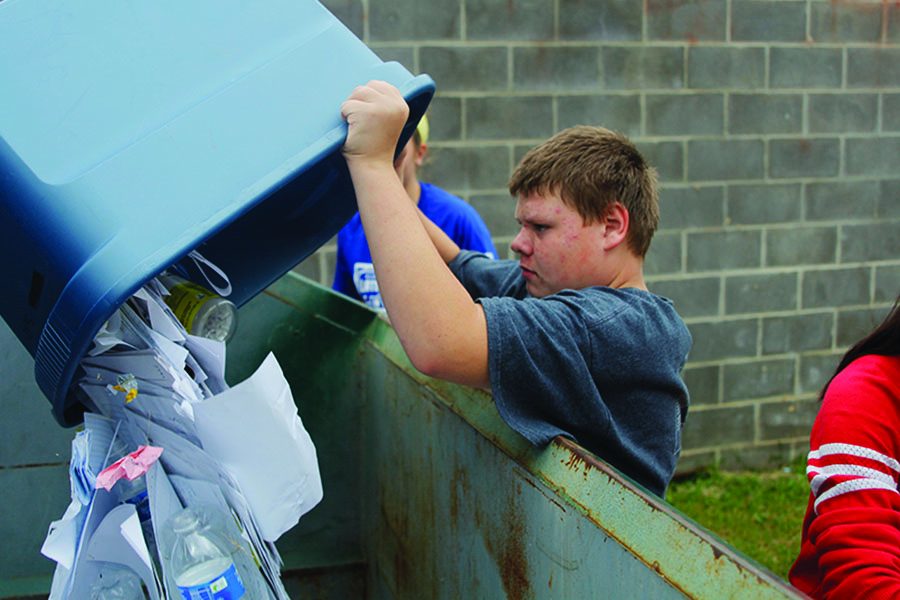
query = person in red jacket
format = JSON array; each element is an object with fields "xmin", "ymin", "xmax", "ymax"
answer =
[{"xmin": 790, "ymin": 295, "xmax": 900, "ymax": 598}]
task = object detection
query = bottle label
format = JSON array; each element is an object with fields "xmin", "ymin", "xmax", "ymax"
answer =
[
  {"xmin": 164, "ymin": 280, "xmax": 217, "ymax": 334},
  {"xmin": 126, "ymin": 489, "xmax": 152, "ymax": 523},
  {"xmin": 177, "ymin": 562, "xmax": 246, "ymax": 600}
]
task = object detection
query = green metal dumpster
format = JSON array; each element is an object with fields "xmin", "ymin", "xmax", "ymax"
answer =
[{"xmin": 222, "ymin": 273, "xmax": 802, "ymax": 600}]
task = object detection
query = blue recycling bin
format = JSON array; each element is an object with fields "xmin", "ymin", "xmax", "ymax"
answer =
[{"xmin": 0, "ymin": 0, "xmax": 434, "ymax": 426}]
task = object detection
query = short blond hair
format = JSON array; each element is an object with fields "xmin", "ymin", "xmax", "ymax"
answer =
[{"xmin": 508, "ymin": 126, "xmax": 659, "ymax": 257}]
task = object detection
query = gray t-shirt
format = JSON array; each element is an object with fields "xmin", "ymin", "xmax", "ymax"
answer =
[{"xmin": 450, "ymin": 251, "xmax": 692, "ymax": 497}]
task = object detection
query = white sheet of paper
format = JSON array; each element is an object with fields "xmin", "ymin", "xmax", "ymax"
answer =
[
  {"xmin": 192, "ymin": 352, "xmax": 323, "ymax": 542},
  {"xmin": 82, "ymin": 504, "xmax": 161, "ymax": 600},
  {"xmin": 40, "ymin": 499, "xmax": 84, "ymax": 571}
]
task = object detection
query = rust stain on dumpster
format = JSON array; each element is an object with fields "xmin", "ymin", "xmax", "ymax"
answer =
[{"xmin": 481, "ymin": 489, "xmax": 533, "ymax": 600}]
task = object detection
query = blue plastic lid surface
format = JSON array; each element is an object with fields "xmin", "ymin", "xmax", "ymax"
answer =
[{"xmin": 0, "ymin": 0, "xmax": 434, "ymax": 425}]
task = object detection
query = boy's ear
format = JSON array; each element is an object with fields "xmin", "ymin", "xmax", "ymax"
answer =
[
  {"xmin": 601, "ymin": 202, "xmax": 629, "ymax": 251},
  {"xmin": 414, "ymin": 142, "xmax": 428, "ymax": 167}
]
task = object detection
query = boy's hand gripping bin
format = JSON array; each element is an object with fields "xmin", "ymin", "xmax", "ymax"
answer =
[{"xmin": 0, "ymin": 0, "xmax": 434, "ymax": 426}]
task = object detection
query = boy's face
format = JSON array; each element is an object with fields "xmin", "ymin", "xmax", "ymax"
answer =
[
  {"xmin": 511, "ymin": 190, "xmax": 609, "ymax": 297},
  {"xmin": 393, "ymin": 138, "xmax": 426, "ymax": 192}
]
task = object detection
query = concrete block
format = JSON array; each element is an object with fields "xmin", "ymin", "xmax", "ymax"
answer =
[
  {"xmin": 687, "ymin": 318, "xmax": 759, "ymax": 361},
  {"xmin": 688, "ymin": 47, "xmax": 765, "ymax": 90},
  {"xmin": 770, "ymin": 47, "xmax": 842, "ymax": 89},
  {"xmin": 0, "ymin": 464, "xmax": 70, "ymax": 582},
  {"xmin": 759, "ymin": 399, "xmax": 820, "ymax": 441},
  {"xmin": 892, "ymin": 4, "xmax": 900, "ymax": 43},
  {"xmin": 645, "ymin": 231, "xmax": 683, "ymax": 275},
  {"xmin": 724, "ymin": 358, "xmax": 795, "ymax": 401},
  {"xmin": 373, "ymin": 46, "xmax": 415, "ymax": 71},
  {"xmin": 466, "ymin": 0, "xmax": 554, "ymax": 41},
  {"xmin": 370, "ymin": 0, "xmax": 461, "ymax": 41},
  {"xmin": 323, "ymin": 248, "xmax": 337, "ymax": 287},
  {"xmin": 846, "ymin": 137, "xmax": 900, "ymax": 176},
  {"xmin": 847, "ymin": 48, "xmax": 900, "ymax": 88},
  {"xmin": 687, "ymin": 230, "xmax": 762, "ymax": 271},
  {"xmin": 800, "ymin": 352, "xmax": 843, "ymax": 393},
  {"xmin": 646, "ymin": 93, "xmax": 724, "ymax": 136},
  {"xmin": 638, "ymin": 140, "xmax": 685, "ymax": 183},
  {"xmin": 559, "ymin": 0, "xmax": 642, "ymax": 41},
  {"xmin": 766, "ymin": 226, "xmax": 838, "ymax": 267},
  {"xmin": 879, "ymin": 179, "xmax": 900, "ymax": 218},
  {"xmin": 425, "ymin": 96, "xmax": 463, "ymax": 142},
  {"xmin": 770, "ymin": 138, "xmax": 840, "ymax": 179},
  {"xmin": 514, "ymin": 46, "xmax": 600, "ymax": 91},
  {"xmin": 681, "ymin": 404, "xmax": 755, "ymax": 448},
  {"xmin": 720, "ymin": 441, "xmax": 798, "ymax": 470},
  {"xmin": 810, "ymin": 1, "xmax": 884, "ymax": 43},
  {"xmin": 513, "ymin": 143, "xmax": 534, "ymax": 167},
  {"xmin": 809, "ymin": 93, "xmax": 878, "ymax": 133},
  {"xmin": 420, "ymin": 47, "xmax": 509, "ymax": 92},
  {"xmin": 885, "ymin": 94, "xmax": 900, "ymax": 131},
  {"xmin": 658, "ymin": 185, "xmax": 725, "ymax": 230},
  {"xmin": 727, "ymin": 183, "xmax": 801, "ymax": 225},
  {"xmin": 322, "ymin": 0, "xmax": 365, "ymax": 38},
  {"xmin": 762, "ymin": 312, "xmax": 835, "ymax": 355},
  {"xmin": 649, "ymin": 276, "xmax": 721, "ymax": 318},
  {"xmin": 683, "ymin": 364, "xmax": 721, "ymax": 406},
  {"xmin": 688, "ymin": 139, "xmax": 764, "ymax": 181},
  {"xmin": 875, "ymin": 265, "xmax": 900, "ymax": 302},
  {"xmin": 725, "ymin": 272, "xmax": 798, "ymax": 315},
  {"xmin": 676, "ymin": 449, "xmax": 717, "ymax": 474},
  {"xmin": 806, "ymin": 180, "xmax": 879, "ymax": 221},
  {"xmin": 466, "ymin": 96, "xmax": 554, "ymax": 140},
  {"xmin": 424, "ymin": 145, "xmax": 512, "ymax": 191},
  {"xmin": 293, "ymin": 255, "xmax": 321, "ymax": 284},
  {"xmin": 470, "ymin": 193, "xmax": 518, "ymax": 237},
  {"xmin": 601, "ymin": 46, "xmax": 685, "ymax": 90},
  {"xmin": 802, "ymin": 267, "xmax": 872, "ymax": 309},
  {"xmin": 557, "ymin": 94, "xmax": 642, "ymax": 138},
  {"xmin": 731, "ymin": 1, "xmax": 806, "ymax": 42},
  {"xmin": 729, "ymin": 93, "xmax": 802, "ymax": 134},
  {"xmin": 837, "ymin": 306, "xmax": 891, "ymax": 346},
  {"xmin": 841, "ymin": 222, "xmax": 900, "ymax": 263},
  {"xmin": 646, "ymin": 0, "xmax": 726, "ymax": 41}
]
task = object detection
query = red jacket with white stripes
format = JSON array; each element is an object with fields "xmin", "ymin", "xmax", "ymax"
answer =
[{"xmin": 790, "ymin": 354, "xmax": 900, "ymax": 599}]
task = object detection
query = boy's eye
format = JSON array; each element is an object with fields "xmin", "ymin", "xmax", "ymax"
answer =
[{"xmin": 533, "ymin": 224, "xmax": 549, "ymax": 233}]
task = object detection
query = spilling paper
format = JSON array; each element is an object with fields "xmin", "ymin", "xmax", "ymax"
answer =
[
  {"xmin": 42, "ymin": 268, "xmax": 322, "ymax": 599},
  {"xmin": 193, "ymin": 352, "xmax": 323, "ymax": 541}
]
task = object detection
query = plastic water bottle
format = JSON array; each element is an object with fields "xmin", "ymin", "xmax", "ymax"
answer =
[
  {"xmin": 165, "ymin": 506, "xmax": 262, "ymax": 600},
  {"xmin": 108, "ymin": 439, "xmax": 157, "ymax": 558},
  {"xmin": 90, "ymin": 562, "xmax": 147, "ymax": 600},
  {"xmin": 158, "ymin": 273, "xmax": 238, "ymax": 342},
  {"xmin": 115, "ymin": 474, "xmax": 156, "ymax": 551}
]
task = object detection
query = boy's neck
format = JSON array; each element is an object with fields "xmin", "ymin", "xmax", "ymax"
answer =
[{"xmin": 406, "ymin": 177, "xmax": 422, "ymax": 206}]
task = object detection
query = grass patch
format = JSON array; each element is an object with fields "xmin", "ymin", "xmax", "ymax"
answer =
[{"xmin": 667, "ymin": 458, "xmax": 809, "ymax": 580}]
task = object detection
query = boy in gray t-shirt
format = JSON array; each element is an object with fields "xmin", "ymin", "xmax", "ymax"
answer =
[{"xmin": 340, "ymin": 81, "xmax": 692, "ymax": 496}]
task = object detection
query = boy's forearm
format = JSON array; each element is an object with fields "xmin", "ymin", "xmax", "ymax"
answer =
[
  {"xmin": 416, "ymin": 207, "xmax": 460, "ymax": 264},
  {"xmin": 346, "ymin": 160, "xmax": 488, "ymax": 386}
]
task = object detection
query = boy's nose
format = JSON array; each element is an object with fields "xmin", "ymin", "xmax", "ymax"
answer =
[{"xmin": 510, "ymin": 229, "xmax": 530, "ymax": 255}]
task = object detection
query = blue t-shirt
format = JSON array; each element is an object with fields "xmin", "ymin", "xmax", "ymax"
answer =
[
  {"xmin": 333, "ymin": 182, "xmax": 497, "ymax": 309},
  {"xmin": 450, "ymin": 251, "xmax": 692, "ymax": 497}
]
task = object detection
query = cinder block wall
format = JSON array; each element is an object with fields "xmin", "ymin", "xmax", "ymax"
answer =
[{"xmin": 304, "ymin": 0, "xmax": 900, "ymax": 473}]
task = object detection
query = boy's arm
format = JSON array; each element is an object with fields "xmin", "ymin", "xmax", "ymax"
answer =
[
  {"xmin": 416, "ymin": 206, "xmax": 461, "ymax": 264},
  {"xmin": 341, "ymin": 81, "xmax": 488, "ymax": 388}
]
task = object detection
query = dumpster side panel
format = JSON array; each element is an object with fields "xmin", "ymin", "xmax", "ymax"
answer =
[
  {"xmin": 356, "ymin": 302, "xmax": 805, "ymax": 600},
  {"xmin": 0, "ymin": 321, "xmax": 71, "ymax": 597},
  {"xmin": 360, "ymin": 350, "xmax": 688, "ymax": 600}
]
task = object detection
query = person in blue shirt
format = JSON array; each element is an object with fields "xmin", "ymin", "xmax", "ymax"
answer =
[
  {"xmin": 339, "ymin": 82, "xmax": 691, "ymax": 497},
  {"xmin": 332, "ymin": 114, "xmax": 496, "ymax": 309}
]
